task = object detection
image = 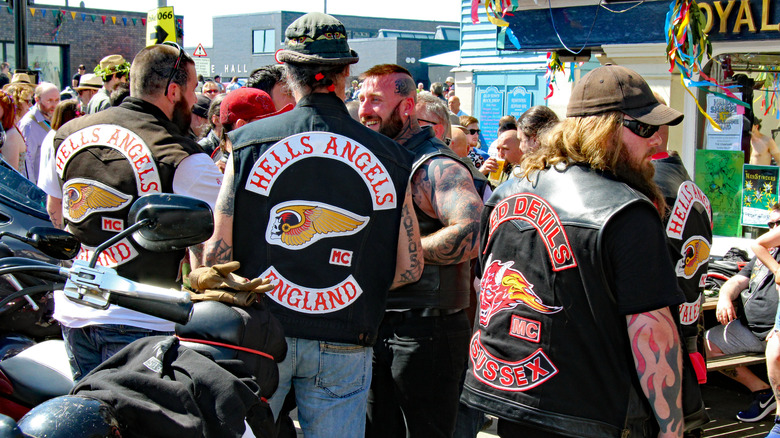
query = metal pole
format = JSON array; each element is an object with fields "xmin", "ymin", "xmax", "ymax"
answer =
[
  {"xmin": 13, "ymin": 0, "xmax": 28, "ymax": 71},
  {"xmin": 324, "ymin": 0, "xmax": 327, "ymax": 14}
]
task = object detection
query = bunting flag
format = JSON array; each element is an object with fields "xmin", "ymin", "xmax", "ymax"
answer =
[
  {"xmin": 81, "ymin": 13, "xmax": 86, "ymax": 21},
  {"xmin": 132, "ymin": 18, "xmax": 137, "ymax": 26},
  {"xmin": 122, "ymin": 17, "xmax": 127, "ymax": 26},
  {"xmin": 101, "ymin": 15, "xmax": 105, "ymax": 24},
  {"xmin": 111, "ymin": 16, "xmax": 116, "ymax": 24},
  {"xmin": 41, "ymin": 9, "xmax": 46, "ymax": 17},
  {"xmin": 90, "ymin": 15, "xmax": 95, "ymax": 22},
  {"xmin": 141, "ymin": 18, "xmax": 146, "ymax": 26},
  {"xmin": 7, "ymin": 7, "xmax": 11, "ymax": 14},
  {"xmin": 30, "ymin": 8, "xmax": 35, "ymax": 16},
  {"xmin": 544, "ymin": 51, "xmax": 565, "ymax": 100},
  {"xmin": 71, "ymin": 11, "xmax": 76, "ymax": 20},
  {"xmin": 665, "ymin": 0, "xmax": 745, "ymax": 131}
]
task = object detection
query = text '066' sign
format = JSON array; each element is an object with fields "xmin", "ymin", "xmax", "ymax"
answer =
[{"xmin": 146, "ymin": 7, "xmax": 176, "ymax": 47}]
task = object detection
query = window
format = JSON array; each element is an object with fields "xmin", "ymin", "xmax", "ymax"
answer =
[{"xmin": 253, "ymin": 29, "xmax": 276, "ymax": 54}]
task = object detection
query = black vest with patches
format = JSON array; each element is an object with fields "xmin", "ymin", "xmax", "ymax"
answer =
[
  {"xmin": 229, "ymin": 93, "xmax": 413, "ymax": 346},
  {"xmin": 55, "ymin": 98, "xmax": 199, "ymax": 288},
  {"xmin": 461, "ymin": 164, "xmax": 662, "ymax": 437},
  {"xmin": 388, "ymin": 128, "xmax": 472, "ymax": 310}
]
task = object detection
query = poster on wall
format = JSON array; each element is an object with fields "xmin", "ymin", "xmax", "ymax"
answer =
[
  {"xmin": 742, "ymin": 164, "xmax": 779, "ymax": 227},
  {"xmin": 507, "ymin": 86, "xmax": 533, "ymax": 119},
  {"xmin": 695, "ymin": 149, "xmax": 744, "ymax": 237},
  {"xmin": 478, "ymin": 86, "xmax": 504, "ymax": 150},
  {"xmin": 705, "ymin": 93, "xmax": 744, "ymax": 151}
]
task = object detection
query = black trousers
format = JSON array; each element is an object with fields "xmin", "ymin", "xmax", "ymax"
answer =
[{"xmin": 366, "ymin": 309, "xmax": 471, "ymax": 438}]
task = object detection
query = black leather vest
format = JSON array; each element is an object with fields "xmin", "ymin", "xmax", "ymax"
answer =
[
  {"xmin": 462, "ymin": 164, "xmax": 665, "ymax": 437},
  {"xmin": 229, "ymin": 93, "xmax": 413, "ymax": 346},
  {"xmin": 388, "ymin": 128, "xmax": 472, "ymax": 310},
  {"xmin": 54, "ymin": 98, "xmax": 199, "ymax": 288}
]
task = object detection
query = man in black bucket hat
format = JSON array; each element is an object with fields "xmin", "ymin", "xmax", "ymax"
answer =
[
  {"xmin": 460, "ymin": 65, "xmax": 688, "ymax": 437},
  {"xmin": 204, "ymin": 12, "xmax": 422, "ymax": 437}
]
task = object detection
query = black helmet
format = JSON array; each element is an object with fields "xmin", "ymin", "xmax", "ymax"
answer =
[
  {"xmin": 0, "ymin": 414, "xmax": 23, "ymax": 438},
  {"xmin": 16, "ymin": 395, "xmax": 121, "ymax": 437}
]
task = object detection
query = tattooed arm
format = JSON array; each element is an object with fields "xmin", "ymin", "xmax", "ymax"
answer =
[
  {"xmin": 411, "ymin": 156, "xmax": 483, "ymax": 265},
  {"xmin": 390, "ymin": 185, "xmax": 423, "ymax": 289},
  {"xmin": 47, "ymin": 195, "xmax": 63, "ymax": 229},
  {"xmin": 202, "ymin": 158, "xmax": 236, "ymax": 266},
  {"xmin": 626, "ymin": 308, "xmax": 683, "ymax": 438}
]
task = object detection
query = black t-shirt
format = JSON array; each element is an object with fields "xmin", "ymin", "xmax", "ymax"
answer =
[
  {"xmin": 738, "ymin": 250, "xmax": 780, "ymax": 338},
  {"xmin": 604, "ymin": 204, "xmax": 685, "ymax": 316}
]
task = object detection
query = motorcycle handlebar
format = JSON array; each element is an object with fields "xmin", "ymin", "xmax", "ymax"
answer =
[{"xmin": 109, "ymin": 293, "xmax": 193, "ymax": 325}]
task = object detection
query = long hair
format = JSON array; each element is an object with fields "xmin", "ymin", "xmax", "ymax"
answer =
[
  {"xmin": 3, "ymin": 83, "xmax": 32, "ymax": 122},
  {"xmin": 520, "ymin": 112, "xmax": 623, "ymax": 176},
  {"xmin": 0, "ymin": 90, "xmax": 15, "ymax": 130},
  {"xmin": 51, "ymin": 99, "xmax": 80, "ymax": 131},
  {"xmin": 518, "ymin": 106, "xmax": 559, "ymax": 139}
]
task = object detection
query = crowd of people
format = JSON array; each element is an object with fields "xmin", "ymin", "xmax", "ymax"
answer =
[{"xmin": 5, "ymin": 10, "xmax": 780, "ymax": 438}]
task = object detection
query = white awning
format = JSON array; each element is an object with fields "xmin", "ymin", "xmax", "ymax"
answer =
[{"xmin": 419, "ymin": 50, "xmax": 460, "ymax": 66}]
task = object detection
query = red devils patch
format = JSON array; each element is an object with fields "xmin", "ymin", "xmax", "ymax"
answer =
[
  {"xmin": 485, "ymin": 194, "xmax": 576, "ymax": 271},
  {"xmin": 470, "ymin": 331, "xmax": 557, "ymax": 392}
]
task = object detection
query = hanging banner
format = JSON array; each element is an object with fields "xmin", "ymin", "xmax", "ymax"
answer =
[
  {"xmin": 743, "ymin": 164, "xmax": 780, "ymax": 227},
  {"xmin": 695, "ymin": 149, "xmax": 744, "ymax": 237},
  {"xmin": 706, "ymin": 92, "xmax": 744, "ymax": 151},
  {"xmin": 477, "ymin": 86, "xmax": 504, "ymax": 149}
]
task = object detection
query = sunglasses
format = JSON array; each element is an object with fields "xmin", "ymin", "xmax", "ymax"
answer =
[
  {"xmin": 469, "ymin": 129, "xmax": 481, "ymax": 135},
  {"xmin": 622, "ymin": 119, "xmax": 660, "ymax": 138},
  {"xmin": 162, "ymin": 41, "xmax": 185, "ymax": 97},
  {"xmin": 769, "ymin": 219, "xmax": 780, "ymax": 229}
]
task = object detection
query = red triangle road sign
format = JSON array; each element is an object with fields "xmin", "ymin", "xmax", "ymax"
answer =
[{"xmin": 193, "ymin": 44, "xmax": 208, "ymax": 57}]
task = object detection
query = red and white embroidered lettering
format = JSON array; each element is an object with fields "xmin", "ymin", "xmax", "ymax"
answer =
[
  {"xmin": 485, "ymin": 193, "xmax": 576, "ymax": 271},
  {"xmin": 469, "ymin": 331, "xmax": 558, "ymax": 391}
]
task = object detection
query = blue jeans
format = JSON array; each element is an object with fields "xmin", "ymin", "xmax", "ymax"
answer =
[
  {"xmin": 269, "ymin": 336, "xmax": 372, "ymax": 438},
  {"xmin": 62, "ymin": 324, "xmax": 171, "ymax": 381}
]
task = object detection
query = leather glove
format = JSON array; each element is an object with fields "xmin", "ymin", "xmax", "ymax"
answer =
[
  {"xmin": 189, "ymin": 261, "xmax": 272, "ymax": 293},
  {"xmin": 189, "ymin": 289, "xmax": 258, "ymax": 307}
]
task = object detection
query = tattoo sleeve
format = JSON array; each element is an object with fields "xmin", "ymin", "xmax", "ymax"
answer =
[
  {"xmin": 202, "ymin": 159, "xmax": 235, "ymax": 266},
  {"xmin": 626, "ymin": 308, "xmax": 683, "ymax": 437},
  {"xmin": 391, "ymin": 186, "xmax": 423, "ymax": 289},
  {"xmin": 413, "ymin": 157, "xmax": 483, "ymax": 265}
]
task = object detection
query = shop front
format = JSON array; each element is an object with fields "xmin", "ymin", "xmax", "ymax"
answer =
[{"xmin": 499, "ymin": 0, "xmax": 780, "ymax": 239}]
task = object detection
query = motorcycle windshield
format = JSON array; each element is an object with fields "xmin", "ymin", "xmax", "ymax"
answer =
[{"xmin": 0, "ymin": 159, "xmax": 49, "ymax": 220}]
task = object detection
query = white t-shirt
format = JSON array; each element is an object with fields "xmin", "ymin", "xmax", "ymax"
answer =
[{"xmin": 52, "ymin": 150, "xmax": 222, "ymax": 331}]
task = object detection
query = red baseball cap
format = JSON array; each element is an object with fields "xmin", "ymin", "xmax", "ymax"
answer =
[{"xmin": 220, "ymin": 88, "xmax": 276, "ymax": 125}]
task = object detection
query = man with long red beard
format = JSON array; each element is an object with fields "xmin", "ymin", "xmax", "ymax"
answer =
[
  {"xmin": 461, "ymin": 65, "xmax": 687, "ymax": 438},
  {"xmin": 50, "ymin": 43, "xmax": 222, "ymax": 380}
]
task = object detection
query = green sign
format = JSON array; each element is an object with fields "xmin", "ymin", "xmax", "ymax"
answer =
[{"xmin": 695, "ymin": 149, "xmax": 744, "ymax": 236}]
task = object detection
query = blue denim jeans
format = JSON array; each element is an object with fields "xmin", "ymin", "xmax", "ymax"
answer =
[
  {"xmin": 62, "ymin": 324, "xmax": 171, "ymax": 381},
  {"xmin": 269, "ymin": 336, "xmax": 372, "ymax": 438}
]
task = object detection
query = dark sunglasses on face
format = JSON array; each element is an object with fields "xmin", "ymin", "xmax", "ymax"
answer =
[
  {"xmin": 769, "ymin": 219, "xmax": 780, "ymax": 229},
  {"xmin": 469, "ymin": 129, "xmax": 480, "ymax": 135},
  {"xmin": 622, "ymin": 119, "xmax": 660, "ymax": 138},
  {"xmin": 162, "ymin": 41, "xmax": 185, "ymax": 97}
]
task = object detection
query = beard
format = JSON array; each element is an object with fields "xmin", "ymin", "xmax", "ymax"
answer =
[
  {"xmin": 171, "ymin": 95, "xmax": 192, "ymax": 134},
  {"xmin": 379, "ymin": 107, "xmax": 405, "ymax": 139},
  {"xmin": 613, "ymin": 144, "xmax": 666, "ymax": 216}
]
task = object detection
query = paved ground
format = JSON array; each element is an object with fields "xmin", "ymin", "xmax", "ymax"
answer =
[{"xmin": 288, "ymin": 371, "xmax": 775, "ymax": 437}]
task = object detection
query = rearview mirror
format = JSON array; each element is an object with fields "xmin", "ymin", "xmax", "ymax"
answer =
[
  {"xmin": 26, "ymin": 227, "xmax": 81, "ymax": 260},
  {"xmin": 128, "ymin": 194, "xmax": 214, "ymax": 252}
]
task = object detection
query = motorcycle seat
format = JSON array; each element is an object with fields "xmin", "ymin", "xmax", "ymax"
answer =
[{"xmin": 0, "ymin": 340, "xmax": 73, "ymax": 407}]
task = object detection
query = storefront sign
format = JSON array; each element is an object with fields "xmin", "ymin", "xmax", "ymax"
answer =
[
  {"xmin": 695, "ymin": 149, "xmax": 744, "ymax": 236},
  {"xmin": 743, "ymin": 164, "xmax": 779, "ymax": 227},
  {"xmin": 507, "ymin": 87, "xmax": 533, "ymax": 118},
  {"xmin": 706, "ymin": 93, "xmax": 744, "ymax": 151},
  {"xmin": 503, "ymin": 0, "xmax": 780, "ymax": 51},
  {"xmin": 478, "ymin": 86, "xmax": 504, "ymax": 148}
]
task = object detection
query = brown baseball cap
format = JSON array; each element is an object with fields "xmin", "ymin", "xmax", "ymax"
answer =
[{"xmin": 567, "ymin": 65, "xmax": 683, "ymax": 126}]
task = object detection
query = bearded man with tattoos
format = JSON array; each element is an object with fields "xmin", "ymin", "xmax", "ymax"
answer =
[
  {"xmin": 460, "ymin": 65, "xmax": 685, "ymax": 438},
  {"xmin": 358, "ymin": 64, "xmax": 484, "ymax": 437}
]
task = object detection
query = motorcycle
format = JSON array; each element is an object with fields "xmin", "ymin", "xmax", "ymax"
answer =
[
  {"xmin": 0, "ymin": 193, "xmax": 213, "ymax": 422},
  {"xmin": 0, "ymin": 158, "xmax": 73, "ymax": 353}
]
